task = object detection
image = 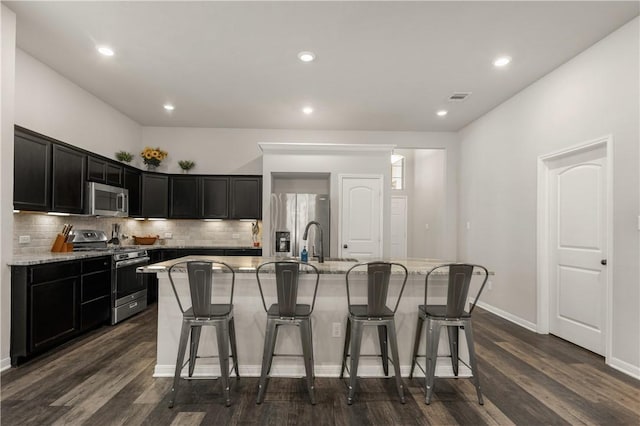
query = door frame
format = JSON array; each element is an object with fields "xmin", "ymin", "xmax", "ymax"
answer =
[
  {"xmin": 338, "ymin": 174, "xmax": 384, "ymax": 258},
  {"xmin": 536, "ymin": 135, "xmax": 613, "ymax": 360}
]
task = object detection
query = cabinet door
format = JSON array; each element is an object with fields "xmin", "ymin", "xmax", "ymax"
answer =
[
  {"xmin": 87, "ymin": 156, "xmax": 107, "ymax": 183},
  {"xmin": 30, "ymin": 277, "xmax": 78, "ymax": 351},
  {"xmin": 201, "ymin": 176, "xmax": 229, "ymax": 218},
  {"xmin": 141, "ymin": 173, "xmax": 168, "ymax": 218},
  {"xmin": 106, "ymin": 163, "xmax": 123, "ymax": 186},
  {"xmin": 14, "ymin": 130, "xmax": 51, "ymax": 211},
  {"xmin": 230, "ymin": 176, "xmax": 262, "ymax": 219},
  {"xmin": 169, "ymin": 176, "xmax": 200, "ymax": 218},
  {"xmin": 123, "ymin": 167, "xmax": 142, "ymax": 217},
  {"xmin": 52, "ymin": 145, "xmax": 86, "ymax": 213}
]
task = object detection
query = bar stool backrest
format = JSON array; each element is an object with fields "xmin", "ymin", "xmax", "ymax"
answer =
[
  {"xmin": 168, "ymin": 260, "xmax": 235, "ymax": 317},
  {"xmin": 425, "ymin": 263, "xmax": 489, "ymax": 316},
  {"xmin": 346, "ymin": 261, "xmax": 409, "ymax": 315},
  {"xmin": 275, "ymin": 262, "xmax": 300, "ymax": 316},
  {"xmin": 256, "ymin": 261, "xmax": 320, "ymax": 316}
]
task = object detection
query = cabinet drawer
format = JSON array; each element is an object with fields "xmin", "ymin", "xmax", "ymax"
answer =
[
  {"xmin": 81, "ymin": 296, "xmax": 110, "ymax": 331},
  {"xmin": 82, "ymin": 257, "xmax": 111, "ymax": 274},
  {"xmin": 81, "ymin": 270, "xmax": 111, "ymax": 302},
  {"xmin": 30, "ymin": 262, "xmax": 80, "ymax": 284}
]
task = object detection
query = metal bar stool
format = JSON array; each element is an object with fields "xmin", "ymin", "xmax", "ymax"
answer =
[
  {"xmin": 339, "ymin": 261, "xmax": 408, "ymax": 405},
  {"xmin": 409, "ymin": 263, "xmax": 489, "ymax": 404},
  {"xmin": 167, "ymin": 260, "xmax": 239, "ymax": 408},
  {"xmin": 255, "ymin": 261, "xmax": 320, "ymax": 404}
]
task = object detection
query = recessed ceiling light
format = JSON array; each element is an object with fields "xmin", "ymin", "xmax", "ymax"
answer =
[
  {"xmin": 436, "ymin": 110, "xmax": 448, "ymax": 117},
  {"xmin": 97, "ymin": 46, "xmax": 114, "ymax": 56},
  {"xmin": 302, "ymin": 106, "xmax": 313, "ymax": 115},
  {"xmin": 298, "ymin": 51, "xmax": 316, "ymax": 62},
  {"xmin": 163, "ymin": 104, "xmax": 175, "ymax": 111},
  {"xmin": 493, "ymin": 56, "xmax": 511, "ymax": 67}
]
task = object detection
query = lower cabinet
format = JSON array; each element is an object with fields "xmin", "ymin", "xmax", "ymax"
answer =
[{"xmin": 11, "ymin": 256, "xmax": 111, "ymax": 366}]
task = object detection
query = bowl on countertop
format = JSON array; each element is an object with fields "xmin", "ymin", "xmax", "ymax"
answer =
[{"xmin": 133, "ymin": 236, "xmax": 159, "ymax": 245}]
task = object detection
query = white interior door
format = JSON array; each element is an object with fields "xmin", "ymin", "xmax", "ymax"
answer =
[
  {"xmin": 548, "ymin": 146, "xmax": 607, "ymax": 355},
  {"xmin": 390, "ymin": 196, "xmax": 407, "ymax": 258},
  {"xmin": 340, "ymin": 176, "xmax": 383, "ymax": 259}
]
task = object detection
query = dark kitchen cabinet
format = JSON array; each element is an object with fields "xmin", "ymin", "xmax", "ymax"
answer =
[
  {"xmin": 123, "ymin": 167, "xmax": 142, "ymax": 217},
  {"xmin": 11, "ymin": 256, "xmax": 112, "ymax": 365},
  {"xmin": 87, "ymin": 156, "xmax": 123, "ymax": 186},
  {"xmin": 52, "ymin": 145, "xmax": 86, "ymax": 214},
  {"xmin": 169, "ymin": 176, "xmax": 200, "ymax": 218},
  {"xmin": 11, "ymin": 261, "xmax": 81, "ymax": 365},
  {"xmin": 201, "ymin": 176, "xmax": 229, "ymax": 218},
  {"xmin": 13, "ymin": 128, "xmax": 51, "ymax": 211},
  {"xmin": 141, "ymin": 173, "xmax": 168, "ymax": 218},
  {"xmin": 80, "ymin": 257, "xmax": 111, "ymax": 331},
  {"xmin": 230, "ymin": 176, "xmax": 262, "ymax": 219},
  {"xmin": 225, "ymin": 248, "xmax": 262, "ymax": 256}
]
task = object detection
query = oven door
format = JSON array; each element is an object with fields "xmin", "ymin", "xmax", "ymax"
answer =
[{"xmin": 114, "ymin": 256, "xmax": 150, "ymax": 302}]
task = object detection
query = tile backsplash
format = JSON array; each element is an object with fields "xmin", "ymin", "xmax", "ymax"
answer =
[{"xmin": 13, "ymin": 212, "xmax": 262, "ymax": 255}]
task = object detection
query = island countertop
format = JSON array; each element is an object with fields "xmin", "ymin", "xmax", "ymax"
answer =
[{"xmin": 138, "ymin": 255, "xmax": 483, "ymax": 275}]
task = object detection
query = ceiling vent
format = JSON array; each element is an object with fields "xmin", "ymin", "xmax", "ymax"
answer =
[{"xmin": 448, "ymin": 92, "xmax": 472, "ymax": 102}]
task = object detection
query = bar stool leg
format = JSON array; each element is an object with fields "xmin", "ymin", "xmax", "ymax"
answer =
[
  {"xmin": 228, "ymin": 317, "xmax": 240, "ymax": 378},
  {"xmin": 409, "ymin": 313, "xmax": 425, "ymax": 379},
  {"xmin": 447, "ymin": 325, "xmax": 459, "ymax": 376},
  {"xmin": 425, "ymin": 318, "xmax": 441, "ymax": 405},
  {"xmin": 347, "ymin": 319, "xmax": 364, "ymax": 405},
  {"xmin": 340, "ymin": 317, "xmax": 351, "ymax": 379},
  {"xmin": 257, "ymin": 319, "xmax": 278, "ymax": 404},
  {"xmin": 463, "ymin": 320, "xmax": 484, "ymax": 405},
  {"xmin": 169, "ymin": 320, "xmax": 191, "ymax": 408},
  {"xmin": 386, "ymin": 319, "xmax": 405, "ymax": 404},
  {"xmin": 216, "ymin": 320, "xmax": 231, "ymax": 407},
  {"xmin": 377, "ymin": 325, "xmax": 389, "ymax": 376},
  {"xmin": 188, "ymin": 325, "xmax": 202, "ymax": 377},
  {"xmin": 299, "ymin": 318, "xmax": 316, "ymax": 404}
]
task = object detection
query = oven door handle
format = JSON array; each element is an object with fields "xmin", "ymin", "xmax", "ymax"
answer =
[{"xmin": 115, "ymin": 257, "xmax": 150, "ymax": 269}]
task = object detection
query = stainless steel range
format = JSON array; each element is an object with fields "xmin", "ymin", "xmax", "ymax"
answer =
[{"xmin": 70, "ymin": 229, "xmax": 150, "ymax": 324}]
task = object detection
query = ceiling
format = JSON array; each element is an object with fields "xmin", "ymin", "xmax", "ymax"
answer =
[{"xmin": 5, "ymin": 1, "xmax": 638, "ymax": 132}]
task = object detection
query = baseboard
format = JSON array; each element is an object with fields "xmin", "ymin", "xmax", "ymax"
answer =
[
  {"xmin": 154, "ymin": 361, "xmax": 471, "ymax": 378},
  {"xmin": 474, "ymin": 300, "xmax": 538, "ymax": 333},
  {"xmin": 607, "ymin": 356, "xmax": 640, "ymax": 380},
  {"xmin": 0, "ymin": 357, "xmax": 11, "ymax": 372}
]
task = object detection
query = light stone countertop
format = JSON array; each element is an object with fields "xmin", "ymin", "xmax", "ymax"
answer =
[
  {"xmin": 138, "ymin": 255, "xmax": 489, "ymax": 275},
  {"xmin": 8, "ymin": 245, "xmax": 261, "ymax": 266}
]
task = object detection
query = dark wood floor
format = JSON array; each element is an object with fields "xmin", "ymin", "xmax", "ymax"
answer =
[{"xmin": 2, "ymin": 305, "xmax": 639, "ymax": 425}]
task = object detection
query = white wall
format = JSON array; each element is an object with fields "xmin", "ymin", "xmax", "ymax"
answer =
[
  {"xmin": 0, "ymin": 4, "xmax": 17, "ymax": 371},
  {"xmin": 14, "ymin": 49, "xmax": 141, "ymax": 158},
  {"xmin": 458, "ymin": 18, "xmax": 639, "ymax": 376}
]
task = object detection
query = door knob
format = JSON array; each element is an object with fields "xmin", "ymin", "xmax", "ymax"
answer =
[
  {"xmin": 601, "ymin": 259, "xmax": 607, "ymax": 266},
  {"xmin": 343, "ymin": 244, "xmax": 348, "ymax": 249}
]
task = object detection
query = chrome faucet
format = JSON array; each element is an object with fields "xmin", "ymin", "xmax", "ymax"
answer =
[{"xmin": 302, "ymin": 221, "xmax": 324, "ymax": 263}]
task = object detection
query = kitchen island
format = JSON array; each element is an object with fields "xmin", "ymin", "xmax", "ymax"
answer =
[{"xmin": 140, "ymin": 256, "xmax": 489, "ymax": 378}]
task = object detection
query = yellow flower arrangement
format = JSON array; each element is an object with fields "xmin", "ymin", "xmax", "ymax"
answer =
[{"xmin": 140, "ymin": 147, "xmax": 168, "ymax": 168}]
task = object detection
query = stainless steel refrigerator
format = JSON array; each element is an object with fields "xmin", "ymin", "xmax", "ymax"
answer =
[{"xmin": 271, "ymin": 193, "xmax": 330, "ymax": 258}]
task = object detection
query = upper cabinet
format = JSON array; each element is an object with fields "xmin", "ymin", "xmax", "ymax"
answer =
[
  {"xmin": 230, "ymin": 176, "xmax": 262, "ymax": 219},
  {"xmin": 123, "ymin": 167, "xmax": 142, "ymax": 217},
  {"xmin": 87, "ymin": 156, "xmax": 122, "ymax": 186},
  {"xmin": 14, "ymin": 128, "xmax": 51, "ymax": 212},
  {"xmin": 51, "ymin": 145, "xmax": 86, "ymax": 214},
  {"xmin": 169, "ymin": 175, "xmax": 200, "ymax": 218},
  {"xmin": 201, "ymin": 176, "xmax": 229, "ymax": 219},
  {"xmin": 141, "ymin": 173, "xmax": 168, "ymax": 218}
]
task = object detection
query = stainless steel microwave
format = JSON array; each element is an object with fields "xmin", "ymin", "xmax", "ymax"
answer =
[{"xmin": 85, "ymin": 182, "xmax": 129, "ymax": 217}]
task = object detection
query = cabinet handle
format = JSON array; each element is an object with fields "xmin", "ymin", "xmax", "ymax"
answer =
[
  {"xmin": 129, "ymin": 302, "xmax": 138, "ymax": 309},
  {"xmin": 601, "ymin": 259, "xmax": 607, "ymax": 266},
  {"xmin": 343, "ymin": 244, "xmax": 348, "ymax": 249}
]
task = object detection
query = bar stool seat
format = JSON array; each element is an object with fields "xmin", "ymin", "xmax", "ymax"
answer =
[
  {"xmin": 340, "ymin": 261, "xmax": 408, "ymax": 405},
  {"xmin": 255, "ymin": 261, "xmax": 320, "ymax": 405},
  {"xmin": 167, "ymin": 260, "xmax": 239, "ymax": 408}
]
